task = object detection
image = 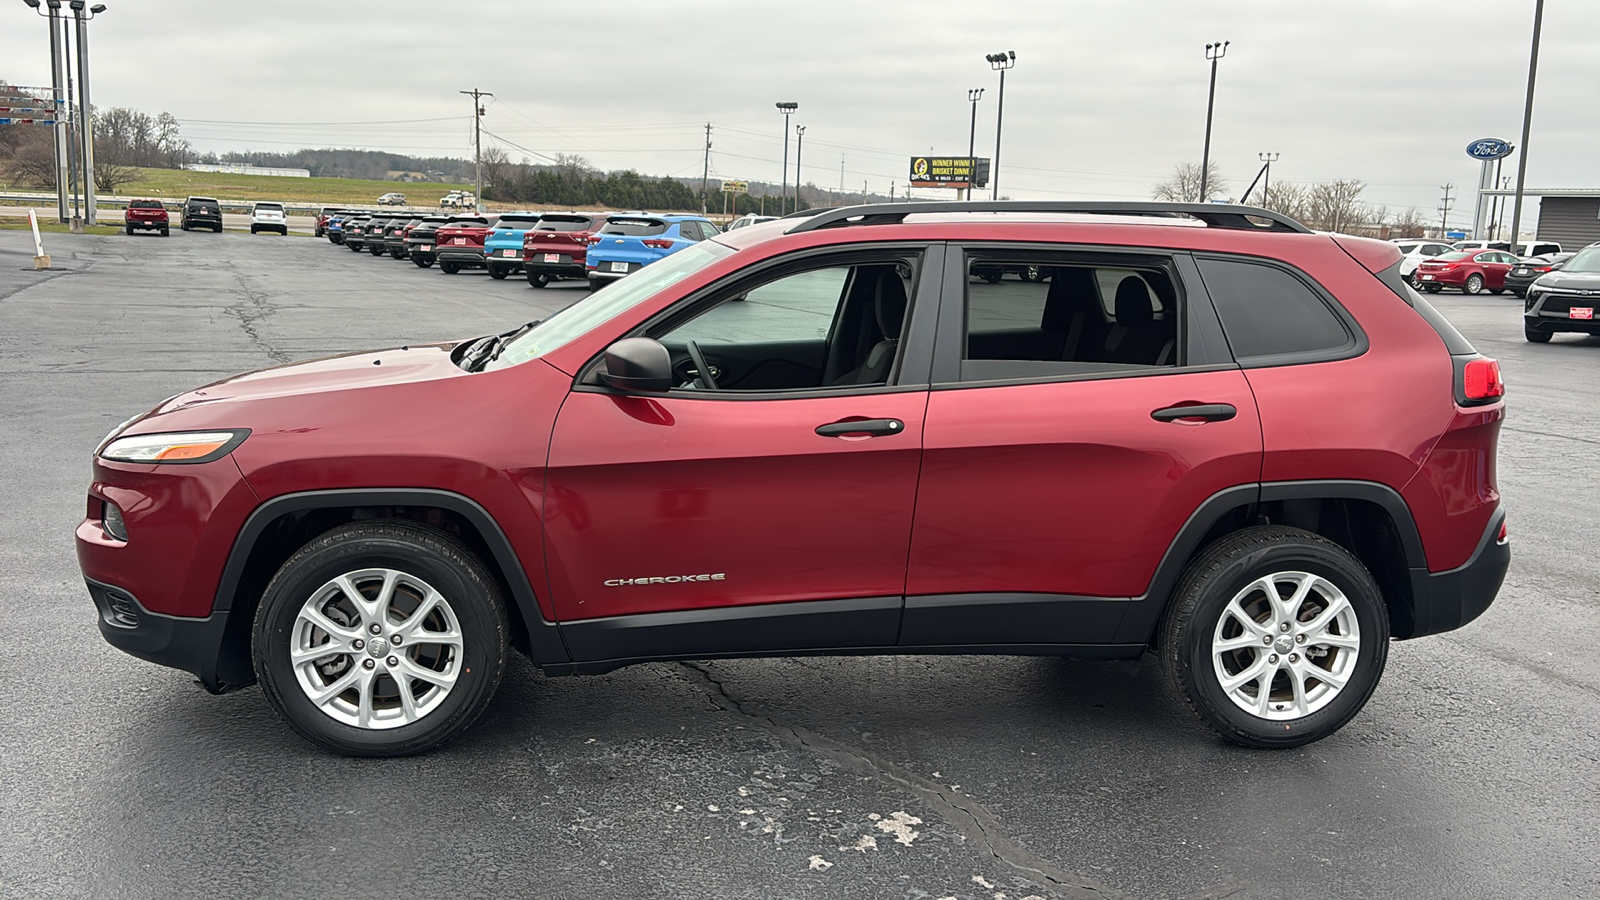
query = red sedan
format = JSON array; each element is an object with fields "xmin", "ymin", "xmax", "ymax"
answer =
[{"xmin": 1414, "ymin": 249, "xmax": 1519, "ymax": 294}]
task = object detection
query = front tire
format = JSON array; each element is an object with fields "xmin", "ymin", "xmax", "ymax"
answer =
[
  {"xmin": 1464, "ymin": 273, "xmax": 1485, "ymax": 295},
  {"xmin": 253, "ymin": 521, "xmax": 509, "ymax": 757},
  {"xmin": 1160, "ymin": 525, "xmax": 1388, "ymax": 749},
  {"xmin": 1423, "ymin": 284, "xmax": 1442, "ymax": 293}
]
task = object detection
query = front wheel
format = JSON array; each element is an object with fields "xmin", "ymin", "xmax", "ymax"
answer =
[
  {"xmin": 1423, "ymin": 284, "xmax": 1442, "ymax": 293},
  {"xmin": 1525, "ymin": 325, "xmax": 1552, "ymax": 343},
  {"xmin": 253, "ymin": 521, "xmax": 509, "ymax": 757},
  {"xmin": 1406, "ymin": 272, "xmax": 1421, "ymax": 289},
  {"xmin": 1160, "ymin": 525, "xmax": 1388, "ymax": 749},
  {"xmin": 1464, "ymin": 273, "xmax": 1485, "ymax": 295}
]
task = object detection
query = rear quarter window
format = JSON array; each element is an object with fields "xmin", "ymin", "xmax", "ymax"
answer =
[{"xmin": 1195, "ymin": 257, "xmax": 1361, "ymax": 365}]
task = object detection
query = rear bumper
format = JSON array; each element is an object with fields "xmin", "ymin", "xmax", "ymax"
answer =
[
  {"xmin": 436, "ymin": 248, "xmax": 486, "ymax": 266},
  {"xmin": 86, "ymin": 578, "xmax": 250, "ymax": 694},
  {"xmin": 1415, "ymin": 272, "xmax": 1464, "ymax": 287},
  {"xmin": 1403, "ymin": 509, "xmax": 1508, "ymax": 639}
]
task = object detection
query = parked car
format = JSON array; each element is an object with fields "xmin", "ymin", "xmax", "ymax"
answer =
[
  {"xmin": 439, "ymin": 190, "xmax": 476, "ymax": 209},
  {"xmin": 363, "ymin": 216, "xmax": 398, "ymax": 255},
  {"xmin": 482, "ymin": 213, "xmax": 545, "ymax": 280},
  {"xmin": 1389, "ymin": 238, "xmax": 1455, "ymax": 286},
  {"xmin": 382, "ymin": 217, "xmax": 421, "ymax": 260},
  {"xmin": 1523, "ymin": 244, "xmax": 1600, "ymax": 342},
  {"xmin": 76, "ymin": 200, "xmax": 1508, "ymax": 757},
  {"xmin": 1452, "ymin": 239, "xmax": 1562, "ymax": 256},
  {"xmin": 522, "ymin": 212, "xmax": 610, "ymax": 288},
  {"xmin": 123, "ymin": 199, "xmax": 169, "ymax": 236},
  {"xmin": 584, "ymin": 213, "xmax": 719, "ymax": 291},
  {"xmin": 723, "ymin": 214, "xmax": 779, "ymax": 231},
  {"xmin": 341, "ymin": 214, "xmax": 374, "ymax": 252},
  {"xmin": 377, "ymin": 193, "xmax": 408, "ymax": 206},
  {"xmin": 1413, "ymin": 249, "xmax": 1519, "ymax": 294},
  {"xmin": 250, "ymin": 202, "xmax": 289, "ymax": 236},
  {"xmin": 403, "ymin": 215, "xmax": 453, "ymax": 268},
  {"xmin": 1503, "ymin": 252, "xmax": 1575, "ymax": 297},
  {"xmin": 326, "ymin": 211, "xmax": 358, "ymax": 245},
  {"xmin": 179, "ymin": 196, "xmax": 223, "ymax": 232},
  {"xmin": 434, "ymin": 215, "xmax": 499, "ymax": 274},
  {"xmin": 314, "ymin": 207, "xmax": 345, "ymax": 238}
]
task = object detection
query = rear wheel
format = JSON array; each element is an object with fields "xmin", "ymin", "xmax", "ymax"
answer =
[
  {"xmin": 1489, "ymin": 288, "xmax": 1505, "ymax": 295},
  {"xmin": 413, "ymin": 257, "xmax": 434, "ymax": 269},
  {"xmin": 440, "ymin": 261, "xmax": 462, "ymax": 275},
  {"xmin": 1160, "ymin": 526, "xmax": 1388, "ymax": 749},
  {"xmin": 250, "ymin": 225, "xmax": 259, "ymax": 235},
  {"xmin": 1423, "ymin": 284, "xmax": 1442, "ymax": 293},
  {"xmin": 125, "ymin": 224, "xmax": 133, "ymax": 235},
  {"xmin": 488, "ymin": 265, "xmax": 509, "ymax": 280},
  {"xmin": 253, "ymin": 521, "xmax": 509, "ymax": 757},
  {"xmin": 527, "ymin": 270, "xmax": 549, "ymax": 288},
  {"xmin": 1525, "ymin": 325, "xmax": 1552, "ymax": 343},
  {"xmin": 1464, "ymin": 273, "xmax": 1485, "ymax": 295},
  {"xmin": 214, "ymin": 224, "xmax": 223, "ymax": 233}
]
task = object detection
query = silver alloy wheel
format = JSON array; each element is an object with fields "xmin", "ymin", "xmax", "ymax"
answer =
[
  {"xmin": 1211, "ymin": 571, "xmax": 1361, "ymax": 721},
  {"xmin": 290, "ymin": 567, "xmax": 464, "ymax": 730}
]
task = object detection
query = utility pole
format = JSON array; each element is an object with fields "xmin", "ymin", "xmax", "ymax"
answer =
[
  {"xmin": 986, "ymin": 51, "xmax": 1015, "ymax": 201},
  {"xmin": 1505, "ymin": 0, "xmax": 1544, "ymax": 252},
  {"xmin": 839, "ymin": 155, "xmax": 845, "ymax": 199},
  {"xmin": 1258, "ymin": 152, "xmax": 1279, "ymax": 206},
  {"xmin": 460, "ymin": 88, "xmax": 491, "ymax": 212},
  {"xmin": 47, "ymin": 3, "xmax": 69, "ymax": 223},
  {"xmin": 72, "ymin": 0, "xmax": 100, "ymax": 225},
  {"xmin": 1199, "ymin": 40, "xmax": 1229, "ymax": 203},
  {"xmin": 700, "ymin": 123, "xmax": 711, "ymax": 215},
  {"xmin": 964, "ymin": 88, "xmax": 984, "ymax": 202},
  {"xmin": 63, "ymin": 23, "xmax": 80, "ymax": 231},
  {"xmin": 775, "ymin": 102, "xmax": 798, "ymax": 215},
  {"xmin": 794, "ymin": 125, "xmax": 805, "ymax": 212},
  {"xmin": 1438, "ymin": 184, "xmax": 1455, "ymax": 236},
  {"xmin": 862, "ymin": 180, "xmax": 868, "ymax": 205}
]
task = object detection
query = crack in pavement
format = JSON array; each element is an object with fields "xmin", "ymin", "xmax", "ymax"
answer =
[
  {"xmin": 677, "ymin": 661, "xmax": 1134, "ymax": 900},
  {"xmin": 223, "ymin": 269, "xmax": 290, "ymax": 364}
]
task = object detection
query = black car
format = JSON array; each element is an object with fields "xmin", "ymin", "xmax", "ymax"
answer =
[
  {"xmin": 1504, "ymin": 252, "xmax": 1575, "ymax": 298},
  {"xmin": 404, "ymin": 214, "xmax": 455, "ymax": 269},
  {"xmin": 342, "ymin": 215, "xmax": 374, "ymax": 252},
  {"xmin": 364, "ymin": 216, "xmax": 398, "ymax": 256},
  {"xmin": 1524, "ymin": 245, "xmax": 1600, "ymax": 342},
  {"xmin": 382, "ymin": 217, "xmax": 419, "ymax": 259},
  {"xmin": 179, "ymin": 196, "xmax": 223, "ymax": 232}
]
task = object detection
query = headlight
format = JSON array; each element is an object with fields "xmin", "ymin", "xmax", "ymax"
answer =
[{"xmin": 100, "ymin": 430, "xmax": 249, "ymax": 464}]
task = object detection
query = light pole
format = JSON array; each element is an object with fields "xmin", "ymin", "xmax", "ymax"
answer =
[
  {"xmin": 775, "ymin": 101, "xmax": 797, "ymax": 215},
  {"xmin": 1199, "ymin": 40, "xmax": 1229, "ymax": 203},
  {"xmin": 985, "ymin": 51, "xmax": 1014, "ymax": 201},
  {"xmin": 1505, "ymin": 0, "xmax": 1544, "ymax": 252},
  {"xmin": 1258, "ymin": 152, "xmax": 1279, "ymax": 206},
  {"xmin": 23, "ymin": 0, "xmax": 72, "ymax": 222},
  {"xmin": 69, "ymin": 0, "xmax": 106, "ymax": 225},
  {"xmin": 965, "ymin": 88, "xmax": 984, "ymax": 201},
  {"xmin": 794, "ymin": 125, "xmax": 805, "ymax": 212}
]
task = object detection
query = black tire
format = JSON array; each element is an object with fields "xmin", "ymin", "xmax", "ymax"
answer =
[
  {"xmin": 1423, "ymin": 284, "xmax": 1442, "ymax": 293},
  {"xmin": 161, "ymin": 227, "xmax": 170, "ymax": 237},
  {"xmin": 1489, "ymin": 288, "xmax": 1505, "ymax": 295},
  {"xmin": 391, "ymin": 248, "xmax": 407, "ymax": 260},
  {"xmin": 181, "ymin": 222, "xmax": 190, "ymax": 231},
  {"xmin": 587, "ymin": 276, "xmax": 603, "ymax": 292},
  {"xmin": 370, "ymin": 244, "xmax": 385, "ymax": 256},
  {"xmin": 125, "ymin": 224, "xmax": 133, "ymax": 235},
  {"xmin": 413, "ymin": 257, "xmax": 434, "ymax": 269},
  {"xmin": 253, "ymin": 520, "xmax": 509, "ymax": 757},
  {"xmin": 527, "ymin": 270, "xmax": 549, "ymax": 288},
  {"xmin": 1406, "ymin": 272, "xmax": 1421, "ymax": 289},
  {"xmin": 1525, "ymin": 325, "xmax": 1552, "ymax": 343},
  {"xmin": 214, "ymin": 224, "xmax": 223, "ymax": 233},
  {"xmin": 487, "ymin": 265, "xmax": 509, "ymax": 280},
  {"xmin": 1464, "ymin": 273, "xmax": 1485, "ymax": 295},
  {"xmin": 250, "ymin": 225, "xmax": 259, "ymax": 235},
  {"xmin": 981, "ymin": 269, "xmax": 1002, "ymax": 284},
  {"xmin": 1159, "ymin": 525, "xmax": 1389, "ymax": 749},
  {"xmin": 440, "ymin": 261, "xmax": 462, "ymax": 275}
]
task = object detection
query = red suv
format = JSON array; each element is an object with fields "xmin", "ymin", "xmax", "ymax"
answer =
[
  {"xmin": 76, "ymin": 202, "xmax": 1509, "ymax": 757},
  {"xmin": 522, "ymin": 211, "xmax": 610, "ymax": 288}
]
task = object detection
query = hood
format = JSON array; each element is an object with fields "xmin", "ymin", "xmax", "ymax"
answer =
[
  {"xmin": 151, "ymin": 343, "xmax": 465, "ymax": 416},
  {"xmin": 1534, "ymin": 270, "xmax": 1600, "ymax": 291}
]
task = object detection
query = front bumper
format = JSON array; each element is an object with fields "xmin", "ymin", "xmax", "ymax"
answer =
[
  {"xmin": 86, "ymin": 578, "xmax": 250, "ymax": 693},
  {"xmin": 1524, "ymin": 292, "xmax": 1600, "ymax": 333},
  {"xmin": 1403, "ymin": 509, "xmax": 1508, "ymax": 639}
]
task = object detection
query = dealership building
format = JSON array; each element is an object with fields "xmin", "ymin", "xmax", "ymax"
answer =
[{"xmin": 1484, "ymin": 188, "xmax": 1600, "ymax": 249}]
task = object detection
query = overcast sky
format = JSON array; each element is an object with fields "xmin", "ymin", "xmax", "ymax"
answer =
[{"xmin": 5, "ymin": 0, "xmax": 1597, "ymax": 217}]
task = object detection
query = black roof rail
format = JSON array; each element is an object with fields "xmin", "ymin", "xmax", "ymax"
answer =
[{"xmin": 783, "ymin": 201, "xmax": 1312, "ymax": 235}]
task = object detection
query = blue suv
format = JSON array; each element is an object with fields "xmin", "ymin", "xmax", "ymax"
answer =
[
  {"xmin": 585, "ymin": 213, "xmax": 720, "ymax": 291},
  {"xmin": 483, "ymin": 213, "xmax": 545, "ymax": 280}
]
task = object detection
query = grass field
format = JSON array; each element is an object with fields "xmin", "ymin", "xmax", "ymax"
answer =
[
  {"xmin": 1, "ymin": 168, "xmax": 469, "ymax": 207},
  {"xmin": 0, "ymin": 220, "xmax": 122, "ymax": 235}
]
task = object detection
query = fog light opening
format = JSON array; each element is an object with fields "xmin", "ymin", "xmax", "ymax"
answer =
[{"xmin": 102, "ymin": 500, "xmax": 128, "ymax": 542}]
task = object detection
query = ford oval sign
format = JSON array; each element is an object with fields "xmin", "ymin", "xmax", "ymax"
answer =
[{"xmin": 1466, "ymin": 138, "xmax": 1513, "ymax": 160}]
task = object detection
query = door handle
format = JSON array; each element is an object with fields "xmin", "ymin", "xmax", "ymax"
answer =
[
  {"xmin": 1151, "ymin": 403, "xmax": 1237, "ymax": 423},
  {"xmin": 815, "ymin": 418, "xmax": 905, "ymax": 438}
]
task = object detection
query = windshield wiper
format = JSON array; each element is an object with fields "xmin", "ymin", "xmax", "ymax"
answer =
[{"xmin": 464, "ymin": 320, "xmax": 542, "ymax": 371}]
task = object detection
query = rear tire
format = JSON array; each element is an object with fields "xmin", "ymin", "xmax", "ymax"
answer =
[
  {"xmin": 488, "ymin": 264, "xmax": 509, "ymax": 280},
  {"xmin": 125, "ymin": 225, "xmax": 133, "ymax": 235},
  {"xmin": 527, "ymin": 271, "xmax": 549, "ymax": 288},
  {"xmin": 1160, "ymin": 525, "xmax": 1388, "ymax": 749},
  {"xmin": 1525, "ymin": 325, "xmax": 1552, "ymax": 343},
  {"xmin": 413, "ymin": 257, "xmax": 434, "ymax": 269},
  {"xmin": 252, "ymin": 521, "xmax": 509, "ymax": 757},
  {"xmin": 1423, "ymin": 284, "xmax": 1442, "ymax": 293},
  {"xmin": 161, "ymin": 226, "xmax": 170, "ymax": 236},
  {"xmin": 1464, "ymin": 273, "xmax": 1485, "ymax": 295},
  {"xmin": 214, "ymin": 224, "xmax": 223, "ymax": 233},
  {"xmin": 440, "ymin": 262, "xmax": 462, "ymax": 275}
]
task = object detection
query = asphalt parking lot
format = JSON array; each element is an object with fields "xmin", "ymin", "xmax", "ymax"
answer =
[{"xmin": 2, "ymin": 227, "xmax": 1597, "ymax": 900}]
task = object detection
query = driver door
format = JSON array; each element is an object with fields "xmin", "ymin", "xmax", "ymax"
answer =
[{"xmin": 543, "ymin": 247, "xmax": 939, "ymax": 664}]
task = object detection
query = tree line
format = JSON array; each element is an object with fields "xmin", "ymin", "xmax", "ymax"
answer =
[{"xmin": 1151, "ymin": 161, "xmax": 1427, "ymax": 238}]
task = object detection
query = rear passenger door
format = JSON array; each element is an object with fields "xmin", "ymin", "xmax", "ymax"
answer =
[{"xmin": 903, "ymin": 246, "xmax": 1262, "ymax": 648}]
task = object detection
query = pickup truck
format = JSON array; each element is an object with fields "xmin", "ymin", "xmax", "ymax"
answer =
[{"xmin": 124, "ymin": 199, "xmax": 170, "ymax": 236}]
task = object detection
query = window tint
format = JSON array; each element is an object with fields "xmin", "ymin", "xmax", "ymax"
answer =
[
  {"xmin": 961, "ymin": 257, "xmax": 1180, "ymax": 381},
  {"xmin": 700, "ymin": 220, "xmax": 720, "ymax": 236},
  {"xmin": 129, "ymin": 200, "xmax": 163, "ymax": 209},
  {"xmin": 1423, "ymin": 244, "xmax": 1450, "ymax": 257},
  {"xmin": 535, "ymin": 215, "xmax": 595, "ymax": 232},
  {"xmin": 1196, "ymin": 258, "xmax": 1353, "ymax": 362},
  {"xmin": 1396, "ymin": 243, "xmax": 1418, "ymax": 255},
  {"xmin": 496, "ymin": 215, "xmax": 542, "ymax": 228},
  {"xmin": 677, "ymin": 221, "xmax": 703, "ymax": 242},
  {"xmin": 601, "ymin": 218, "xmax": 668, "ymax": 236}
]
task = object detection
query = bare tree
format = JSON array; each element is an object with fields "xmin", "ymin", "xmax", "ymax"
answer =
[
  {"xmin": 554, "ymin": 153, "xmax": 599, "ymax": 181},
  {"xmin": 1152, "ymin": 161, "xmax": 1226, "ymax": 203},
  {"xmin": 1390, "ymin": 207, "xmax": 1427, "ymax": 238},
  {"xmin": 1259, "ymin": 181, "xmax": 1309, "ymax": 223},
  {"xmin": 1304, "ymin": 179, "xmax": 1368, "ymax": 234},
  {"xmin": 2, "ymin": 128, "xmax": 58, "ymax": 188},
  {"xmin": 94, "ymin": 159, "xmax": 140, "ymax": 193}
]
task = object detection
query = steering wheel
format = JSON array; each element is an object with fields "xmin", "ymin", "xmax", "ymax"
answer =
[{"xmin": 686, "ymin": 340, "xmax": 719, "ymax": 390}]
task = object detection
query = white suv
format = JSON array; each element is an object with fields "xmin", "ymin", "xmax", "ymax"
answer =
[
  {"xmin": 249, "ymin": 202, "xmax": 288, "ymax": 236},
  {"xmin": 1391, "ymin": 238, "xmax": 1455, "ymax": 285}
]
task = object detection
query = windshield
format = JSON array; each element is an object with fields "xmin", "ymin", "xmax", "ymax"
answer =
[
  {"xmin": 484, "ymin": 240, "xmax": 735, "ymax": 370},
  {"xmin": 1561, "ymin": 247, "xmax": 1600, "ymax": 274}
]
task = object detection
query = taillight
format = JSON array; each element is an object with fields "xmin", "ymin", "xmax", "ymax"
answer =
[
  {"xmin": 1460, "ymin": 357, "xmax": 1504, "ymax": 404},
  {"xmin": 587, "ymin": 236, "xmax": 602, "ymax": 245},
  {"xmin": 1443, "ymin": 263, "xmax": 1461, "ymax": 270},
  {"xmin": 641, "ymin": 238, "xmax": 673, "ymax": 249}
]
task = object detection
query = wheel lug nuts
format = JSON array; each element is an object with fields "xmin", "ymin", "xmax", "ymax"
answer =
[
  {"xmin": 369, "ymin": 624, "xmax": 381, "ymax": 635},
  {"xmin": 362, "ymin": 659, "xmax": 375, "ymax": 670},
  {"xmin": 1289, "ymin": 653, "xmax": 1299, "ymax": 663},
  {"xmin": 1268, "ymin": 654, "xmax": 1279, "ymax": 664},
  {"xmin": 1295, "ymin": 634, "xmax": 1306, "ymax": 644},
  {"xmin": 352, "ymin": 639, "xmax": 365, "ymax": 650},
  {"xmin": 390, "ymin": 635, "xmax": 402, "ymax": 645},
  {"xmin": 387, "ymin": 656, "xmax": 398, "ymax": 667},
  {"xmin": 1263, "ymin": 635, "xmax": 1273, "ymax": 645},
  {"xmin": 1279, "ymin": 622, "xmax": 1290, "ymax": 632}
]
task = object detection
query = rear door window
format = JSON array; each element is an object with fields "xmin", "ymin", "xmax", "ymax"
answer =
[{"xmin": 1195, "ymin": 257, "xmax": 1360, "ymax": 365}]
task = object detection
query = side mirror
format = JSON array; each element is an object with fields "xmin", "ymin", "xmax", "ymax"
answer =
[{"xmin": 600, "ymin": 337, "xmax": 673, "ymax": 393}]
